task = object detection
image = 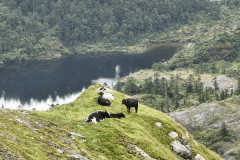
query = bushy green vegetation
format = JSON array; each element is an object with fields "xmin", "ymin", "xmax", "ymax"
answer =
[
  {"xmin": 114, "ymin": 69, "xmax": 236, "ymax": 112},
  {"xmin": 229, "ymin": 147, "xmax": 240, "ymax": 159},
  {"xmin": 0, "ymin": 0, "xmax": 224, "ymax": 63},
  {"xmin": 194, "ymin": 123, "xmax": 236, "ymax": 155},
  {"xmin": 0, "ymin": 84, "xmax": 222, "ymax": 159}
]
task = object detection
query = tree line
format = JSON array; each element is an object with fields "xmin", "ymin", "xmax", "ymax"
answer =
[
  {"xmin": 114, "ymin": 72, "xmax": 240, "ymax": 112},
  {"xmin": 0, "ymin": 0, "xmax": 222, "ymax": 59}
]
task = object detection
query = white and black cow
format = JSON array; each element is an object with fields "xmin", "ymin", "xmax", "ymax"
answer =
[
  {"xmin": 98, "ymin": 93, "xmax": 111, "ymax": 106},
  {"xmin": 110, "ymin": 112, "xmax": 125, "ymax": 119},
  {"xmin": 98, "ymin": 92, "xmax": 114, "ymax": 101},
  {"xmin": 100, "ymin": 87, "xmax": 106, "ymax": 91},
  {"xmin": 85, "ymin": 110, "xmax": 111, "ymax": 124},
  {"xmin": 121, "ymin": 98, "xmax": 138, "ymax": 113}
]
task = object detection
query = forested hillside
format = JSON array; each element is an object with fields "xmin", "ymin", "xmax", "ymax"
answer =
[
  {"xmin": 111, "ymin": 1, "xmax": 240, "ymax": 157},
  {"xmin": 0, "ymin": 0, "xmax": 223, "ymax": 63}
]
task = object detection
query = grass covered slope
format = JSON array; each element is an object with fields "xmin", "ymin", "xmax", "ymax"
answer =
[{"xmin": 0, "ymin": 84, "xmax": 221, "ymax": 159}]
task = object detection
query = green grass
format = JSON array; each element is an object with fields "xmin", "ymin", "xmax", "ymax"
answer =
[{"xmin": 0, "ymin": 84, "xmax": 222, "ymax": 159}]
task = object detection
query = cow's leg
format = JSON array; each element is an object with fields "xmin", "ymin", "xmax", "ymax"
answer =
[{"xmin": 135, "ymin": 107, "xmax": 138, "ymax": 113}]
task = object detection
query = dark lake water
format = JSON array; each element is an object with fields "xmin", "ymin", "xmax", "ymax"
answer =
[{"xmin": 0, "ymin": 43, "xmax": 184, "ymax": 111}]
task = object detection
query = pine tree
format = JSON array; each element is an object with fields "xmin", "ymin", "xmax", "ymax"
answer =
[
  {"xmin": 143, "ymin": 77, "xmax": 153, "ymax": 94},
  {"xmin": 220, "ymin": 122, "xmax": 230, "ymax": 141},
  {"xmin": 153, "ymin": 72, "xmax": 160, "ymax": 95},
  {"xmin": 210, "ymin": 63, "xmax": 217, "ymax": 74},
  {"xmin": 160, "ymin": 77, "xmax": 166, "ymax": 97},
  {"xmin": 235, "ymin": 77, "xmax": 240, "ymax": 95},
  {"xmin": 123, "ymin": 77, "xmax": 139, "ymax": 95},
  {"xmin": 225, "ymin": 89, "xmax": 228, "ymax": 98},
  {"xmin": 212, "ymin": 77, "xmax": 219, "ymax": 92},
  {"xmin": 186, "ymin": 75, "xmax": 194, "ymax": 93},
  {"xmin": 215, "ymin": 93, "xmax": 219, "ymax": 101},
  {"xmin": 220, "ymin": 91, "xmax": 225, "ymax": 100},
  {"xmin": 174, "ymin": 101, "xmax": 180, "ymax": 110},
  {"xmin": 196, "ymin": 76, "xmax": 204, "ymax": 94},
  {"xmin": 114, "ymin": 80, "xmax": 123, "ymax": 92}
]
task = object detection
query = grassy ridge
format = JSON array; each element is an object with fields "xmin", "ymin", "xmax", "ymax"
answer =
[{"xmin": 0, "ymin": 84, "xmax": 222, "ymax": 159}]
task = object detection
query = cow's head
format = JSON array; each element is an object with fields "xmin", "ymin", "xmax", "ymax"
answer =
[
  {"xmin": 120, "ymin": 112, "xmax": 125, "ymax": 118},
  {"xmin": 121, "ymin": 99, "xmax": 126, "ymax": 105},
  {"xmin": 105, "ymin": 110, "xmax": 111, "ymax": 117},
  {"xmin": 98, "ymin": 92, "xmax": 104, "ymax": 97}
]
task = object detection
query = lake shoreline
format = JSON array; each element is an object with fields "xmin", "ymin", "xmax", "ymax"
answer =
[{"xmin": 0, "ymin": 42, "xmax": 186, "ymax": 68}]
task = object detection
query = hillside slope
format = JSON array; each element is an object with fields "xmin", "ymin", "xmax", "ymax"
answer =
[
  {"xmin": 115, "ymin": 67, "xmax": 240, "ymax": 159},
  {"xmin": 0, "ymin": 84, "xmax": 221, "ymax": 159}
]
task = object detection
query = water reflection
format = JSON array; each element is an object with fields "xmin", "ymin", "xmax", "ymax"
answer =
[
  {"xmin": 0, "ymin": 88, "xmax": 85, "ymax": 111},
  {"xmin": 0, "ymin": 43, "xmax": 183, "ymax": 111}
]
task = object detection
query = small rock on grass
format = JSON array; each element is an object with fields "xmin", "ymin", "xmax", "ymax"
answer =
[
  {"xmin": 69, "ymin": 132, "xmax": 85, "ymax": 139},
  {"xmin": 168, "ymin": 131, "xmax": 178, "ymax": 139},
  {"xmin": 156, "ymin": 122, "xmax": 163, "ymax": 128}
]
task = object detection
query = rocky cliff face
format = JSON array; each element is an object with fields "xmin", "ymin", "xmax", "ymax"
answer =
[{"xmin": 167, "ymin": 102, "xmax": 240, "ymax": 160}]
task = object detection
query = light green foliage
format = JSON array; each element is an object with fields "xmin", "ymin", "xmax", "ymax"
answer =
[
  {"xmin": 229, "ymin": 147, "xmax": 240, "ymax": 159},
  {"xmin": 194, "ymin": 125, "xmax": 235, "ymax": 154}
]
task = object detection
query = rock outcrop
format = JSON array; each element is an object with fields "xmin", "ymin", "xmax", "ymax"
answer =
[
  {"xmin": 168, "ymin": 131, "xmax": 179, "ymax": 139},
  {"xmin": 170, "ymin": 140, "xmax": 192, "ymax": 159},
  {"xmin": 195, "ymin": 154, "xmax": 205, "ymax": 160}
]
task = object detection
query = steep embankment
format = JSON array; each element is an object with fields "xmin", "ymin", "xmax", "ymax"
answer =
[
  {"xmin": 117, "ymin": 68, "xmax": 240, "ymax": 159},
  {"xmin": 168, "ymin": 102, "xmax": 240, "ymax": 160},
  {"xmin": 0, "ymin": 84, "xmax": 221, "ymax": 159}
]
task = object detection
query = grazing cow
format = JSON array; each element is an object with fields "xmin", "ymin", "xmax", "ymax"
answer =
[
  {"xmin": 85, "ymin": 110, "xmax": 111, "ymax": 124},
  {"xmin": 121, "ymin": 98, "xmax": 138, "ymax": 113},
  {"xmin": 110, "ymin": 112, "xmax": 125, "ymax": 119},
  {"xmin": 98, "ymin": 92, "xmax": 114, "ymax": 101},
  {"xmin": 98, "ymin": 93, "xmax": 111, "ymax": 106},
  {"xmin": 100, "ymin": 87, "xmax": 106, "ymax": 91}
]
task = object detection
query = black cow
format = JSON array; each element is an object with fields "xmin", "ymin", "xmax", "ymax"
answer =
[
  {"xmin": 121, "ymin": 98, "xmax": 138, "ymax": 113},
  {"xmin": 110, "ymin": 112, "xmax": 125, "ymax": 119},
  {"xmin": 98, "ymin": 94, "xmax": 111, "ymax": 106},
  {"xmin": 85, "ymin": 110, "xmax": 111, "ymax": 124}
]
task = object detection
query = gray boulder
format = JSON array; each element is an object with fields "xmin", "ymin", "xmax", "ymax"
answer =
[
  {"xmin": 181, "ymin": 137, "xmax": 188, "ymax": 146},
  {"xmin": 170, "ymin": 140, "xmax": 192, "ymax": 159},
  {"xmin": 195, "ymin": 154, "xmax": 205, "ymax": 160},
  {"xmin": 168, "ymin": 131, "xmax": 179, "ymax": 139}
]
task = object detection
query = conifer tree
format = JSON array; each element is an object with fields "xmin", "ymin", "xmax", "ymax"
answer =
[
  {"xmin": 215, "ymin": 93, "xmax": 219, "ymax": 101},
  {"xmin": 212, "ymin": 77, "xmax": 219, "ymax": 92},
  {"xmin": 123, "ymin": 77, "xmax": 139, "ymax": 95},
  {"xmin": 143, "ymin": 77, "xmax": 153, "ymax": 94},
  {"xmin": 220, "ymin": 91, "xmax": 225, "ymax": 100},
  {"xmin": 174, "ymin": 101, "xmax": 180, "ymax": 110},
  {"xmin": 186, "ymin": 75, "xmax": 194, "ymax": 93},
  {"xmin": 225, "ymin": 89, "xmax": 228, "ymax": 98},
  {"xmin": 210, "ymin": 63, "xmax": 217, "ymax": 74},
  {"xmin": 220, "ymin": 122, "xmax": 230, "ymax": 140},
  {"xmin": 235, "ymin": 77, "xmax": 240, "ymax": 95},
  {"xmin": 114, "ymin": 80, "xmax": 123, "ymax": 92},
  {"xmin": 160, "ymin": 77, "xmax": 166, "ymax": 97},
  {"xmin": 153, "ymin": 72, "xmax": 160, "ymax": 95}
]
